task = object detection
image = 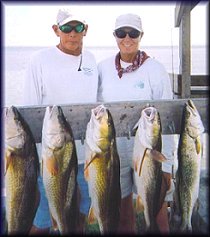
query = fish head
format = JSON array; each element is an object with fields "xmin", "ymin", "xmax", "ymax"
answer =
[
  {"xmin": 185, "ymin": 100, "xmax": 205, "ymax": 135},
  {"xmin": 86, "ymin": 105, "xmax": 115, "ymax": 152},
  {"xmin": 184, "ymin": 100, "xmax": 205, "ymax": 138},
  {"xmin": 4, "ymin": 106, "xmax": 25, "ymax": 150},
  {"xmin": 136, "ymin": 106, "xmax": 161, "ymax": 149},
  {"xmin": 94, "ymin": 104, "xmax": 114, "ymax": 139},
  {"xmin": 42, "ymin": 105, "xmax": 69, "ymax": 150}
]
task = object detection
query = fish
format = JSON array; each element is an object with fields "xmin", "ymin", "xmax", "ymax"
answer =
[
  {"xmin": 173, "ymin": 99, "xmax": 204, "ymax": 232},
  {"xmin": 42, "ymin": 105, "xmax": 80, "ymax": 234},
  {"xmin": 132, "ymin": 105, "xmax": 167, "ymax": 233},
  {"xmin": 4, "ymin": 106, "xmax": 40, "ymax": 234},
  {"xmin": 84, "ymin": 104, "xmax": 121, "ymax": 234}
]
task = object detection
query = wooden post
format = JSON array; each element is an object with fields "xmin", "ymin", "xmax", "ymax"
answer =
[{"xmin": 179, "ymin": 4, "xmax": 191, "ymax": 98}]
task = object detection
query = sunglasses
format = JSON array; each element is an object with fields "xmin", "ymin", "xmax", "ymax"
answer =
[
  {"xmin": 115, "ymin": 29, "xmax": 141, "ymax": 39},
  {"xmin": 59, "ymin": 23, "xmax": 85, "ymax": 34}
]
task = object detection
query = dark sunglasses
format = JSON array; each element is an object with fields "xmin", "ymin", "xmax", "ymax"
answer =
[
  {"xmin": 59, "ymin": 23, "xmax": 85, "ymax": 34},
  {"xmin": 115, "ymin": 29, "xmax": 141, "ymax": 39}
]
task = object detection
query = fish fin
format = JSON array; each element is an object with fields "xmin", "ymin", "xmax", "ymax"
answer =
[
  {"xmin": 150, "ymin": 149, "xmax": 167, "ymax": 162},
  {"xmin": 84, "ymin": 153, "xmax": 97, "ymax": 180},
  {"xmin": 138, "ymin": 148, "xmax": 149, "ymax": 176},
  {"xmin": 133, "ymin": 119, "xmax": 140, "ymax": 131},
  {"xmin": 4, "ymin": 150, "xmax": 13, "ymax": 176},
  {"xmin": 195, "ymin": 137, "xmax": 201, "ymax": 154},
  {"xmin": 50, "ymin": 213, "xmax": 58, "ymax": 231},
  {"xmin": 84, "ymin": 160, "xmax": 89, "ymax": 180},
  {"xmin": 133, "ymin": 158, "xmax": 138, "ymax": 172},
  {"xmin": 88, "ymin": 206, "xmax": 97, "ymax": 225},
  {"xmin": 135, "ymin": 195, "xmax": 144, "ymax": 213},
  {"xmin": 45, "ymin": 156, "xmax": 59, "ymax": 176}
]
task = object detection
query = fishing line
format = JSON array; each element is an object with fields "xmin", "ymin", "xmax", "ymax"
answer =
[
  {"xmin": 170, "ymin": 28, "xmax": 175, "ymax": 97},
  {"xmin": 170, "ymin": 6, "xmax": 175, "ymax": 98}
]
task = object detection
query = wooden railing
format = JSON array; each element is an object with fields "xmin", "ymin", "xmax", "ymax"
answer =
[
  {"xmin": 170, "ymin": 74, "xmax": 209, "ymax": 98},
  {"xmin": 3, "ymin": 98, "xmax": 208, "ymax": 143}
]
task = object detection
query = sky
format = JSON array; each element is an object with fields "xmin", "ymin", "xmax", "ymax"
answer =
[{"xmin": 2, "ymin": 1, "xmax": 208, "ymax": 47}]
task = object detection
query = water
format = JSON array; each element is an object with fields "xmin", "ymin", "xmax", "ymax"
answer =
[{"xmin": 3, "ymin": 45, "xmax": 208, "ymax": 107}]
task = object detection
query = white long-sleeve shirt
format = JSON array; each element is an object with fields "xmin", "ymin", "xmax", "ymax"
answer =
[
  {"xmin": 23, "ymin": 46, "xmax": 98, "ymax": 106},
  {"xmin": 23, "ymin": 46, "xmax": 98, "ymax": 164},
  {"xmin": 97, "ymin": 55, "xmax": 173, "ymax": 102}
]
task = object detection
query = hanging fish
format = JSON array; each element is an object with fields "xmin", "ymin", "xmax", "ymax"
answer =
[
  {"xmin": 173, "ymin": 99, "xmax": 204, "ymax": 232},
  {"xmin": 132, "ymin": 105, "xmax": 167, "ymax": 232},
  {"xmin": 42, "ymin": 105, "xmax": 80, "ymax": 234},
  {"xmin": 4, "ymin": 106, "xmax": 40, "ymax": 234},
  {"xmin": 84, "ymin": 104, "xmax": 121, "ymax": 234}
]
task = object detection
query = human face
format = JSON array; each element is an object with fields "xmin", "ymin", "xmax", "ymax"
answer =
[
  {"xmin": 114, "ymin": 27, "xmax": 143, "ymax": 62},
  {"xmin": 53, "ymin": 21, "xmax": 88, "ymax": 56}
]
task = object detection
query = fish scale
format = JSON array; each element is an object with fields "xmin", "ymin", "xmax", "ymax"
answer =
[
  {"xmin": 4, "ymin": 106, "xmax": 39, "ymax": 234},
  {"xmin": 90, "ymin": 158, "xmax": 108, "ymax": 218}
]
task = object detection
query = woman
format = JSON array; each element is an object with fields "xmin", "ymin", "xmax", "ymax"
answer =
[{"xmin": 97, "ymin": 13, "xmax": 175, "ymax": 234}]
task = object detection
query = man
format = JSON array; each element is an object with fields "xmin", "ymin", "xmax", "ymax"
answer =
[
  {"xmin": 24, "ymin": 8, "xmax": 98, "ymax": 105},
  {"xmin": 23, "ymin": 8, "xmax": 98, "ymax": 234},
  {"xmin": 97, "ymin": 13, "xmax": 175, "ymax": 234}
]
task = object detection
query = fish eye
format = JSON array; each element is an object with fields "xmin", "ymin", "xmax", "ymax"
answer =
[
  {"xmin": 186, "ymin": 110, "xmax": 191, "ymax": 119},
  {"xmin": 53, "ymin": 146, "xmax": 62, "ymax": 152}
]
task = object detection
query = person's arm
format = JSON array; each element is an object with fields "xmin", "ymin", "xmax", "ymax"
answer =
[
  {"xmin": 149, "ymin": 60, "xmax": 173, "ymax": 100},
  {"xmin": 160, "ymin": 66, "xmax": 173, "ymax": 99},
  {"xmin": 23, "ymin": 55, "xmax": 43, "ymax": 106}
]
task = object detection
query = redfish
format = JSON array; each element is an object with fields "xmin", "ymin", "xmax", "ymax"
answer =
[
  {"xmin": 132, "ymin": 105, "xmax": 167, "ymax": 232},
  {"xmin": 84, "ymin": 104, "xmax": 121, "ymax": 234},
  {"xmin": 4, "ymin": 106, "xmax": 40, "ymax": 234},
  {"xmin": 42, "ymin": 105, "xmax": 79, "ymax": 234}
]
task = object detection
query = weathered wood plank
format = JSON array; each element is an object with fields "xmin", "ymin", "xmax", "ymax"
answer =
[
  {"xmin": 179, "ymin": 4, "xmax": 191, "ymax": 98},
  {"xmin": 172, "ymin": 74, "xmax": 209, "ymax": 96},
  {"xmin": 3, "ymin": 99, "xmax": 208, "ymax": 143},
  {"xmin": 190, "ymin": 75, "xmax": 209, "ymax": 86},
  {"xmin": 175, "ymin": 1, "xmax": 199, "ymax": 27},
  {"xmin": 175, "ymin": 2, "xmax": 185, "ymax": 27}
]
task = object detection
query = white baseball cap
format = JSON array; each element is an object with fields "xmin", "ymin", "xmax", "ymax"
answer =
[
  {"xmin": 56, "ymin": 8, "xmax": 86, "ymax": 26},
  {"xmin": 115, "ymin": 13, "xmax": 143, "ymax": 32}
]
